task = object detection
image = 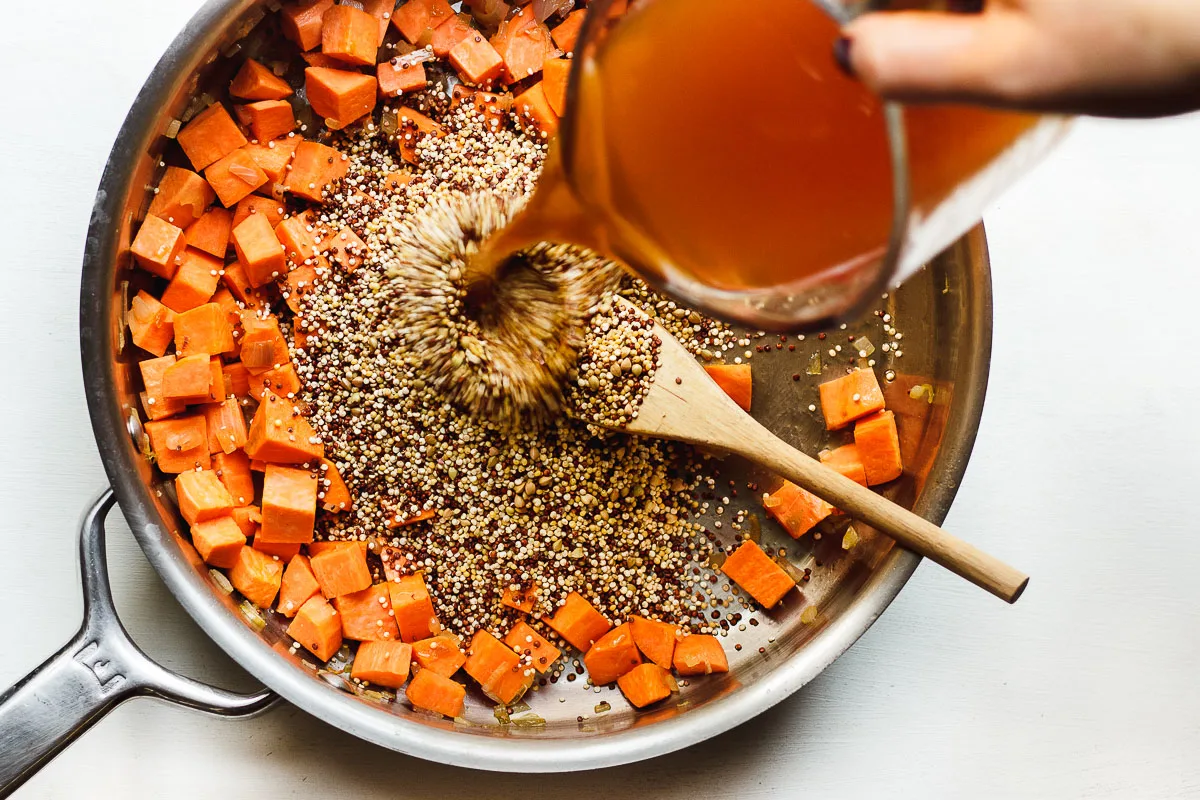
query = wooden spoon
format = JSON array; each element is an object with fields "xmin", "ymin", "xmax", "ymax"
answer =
[{"xmin": 601, "ymin": 298, "xmax": 1029, "ymax": 603}]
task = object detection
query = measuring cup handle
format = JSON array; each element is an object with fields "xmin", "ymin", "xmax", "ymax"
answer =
[{"xmin": 0, "ymin": 491, "xmax": 275, "ymax": 798}]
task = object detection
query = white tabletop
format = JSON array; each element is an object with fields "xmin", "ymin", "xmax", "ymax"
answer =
[{"xmin": 2, "ymin": 2, "xmax": 1198, "ymax": 798}]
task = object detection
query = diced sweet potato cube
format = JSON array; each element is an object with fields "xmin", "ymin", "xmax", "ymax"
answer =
[
  {"xmin": 385, "ymin": 508, "xmax": 436, "ymax": 529},
  {"xmin": 431, "ymin": 12, "xmax": 473, "ymax": 57},
  {"xmin": 721, "ymin": 541, "xmax": 796, "ymax": 608},
  {"xmin": 500, "ymin": 582, "xmax": 537, "ymax": 614},
  {"xmin": 177, "ymin": 103, "xmax": 248, "ymax": 171},
  {"xmin": 128, "ymin": 291, "xmax": 175, "ymax": 357},
  {"xmin": 239, "ymin": 100, "xmax": 296, "ymax": 143},
  {"xmin": 248, "ymin": 362, "xmax": 303, "ymax": 401},
  {"xmin": 334, "ymin": 584, "xmax": 401, "ymax": 641},
  {"xmin": 259, "ymin": 464, "xmax": 319, "ymax": 544},
  {"xmin": 245, "ymin": 392, "xmax": 324, "ymax": 464},
  {"xmin": 288, "ymin": 596, "xmax": 343, "ymax": 661},
  {"xmin": 175, "ymin": 469, "xmax": 235, "ymax": 525},
  {"xmin": 672, "ymin": 634, "xmax": 729, "ymax": 676},
  {"xmin": 278, "ymin": 554, "xmax": 322, "ymax": 617},
  {"xmin": 818, "ymin": 368, "xmax": 886, "ymax": 430},
  {"xmin": 184, "ymin": 207, "xmax": 233, "ymax": 258},
  {"xmin": 231, "ymin": 505, "xmax": 262, "ymax": 537},
  {"xmin": 233, "ymin": 195, "xmax": 285, "ymax": 229},
  {"xmin": 352, "ymin": 640, "xmax": 413, "ymax": 688},
  {"xmin": 275, "ymin": 214, "xmax": 321, "ymax": 266},
  {"xmin": 854, "ymin": 410, "xmax": 904, "ymax": 485},
  {"xmin": 542, "ymin": 57, "xmax": 570, "ymax": 117},
  {"xmin": 389, "ymin": 574, "xmax": 439, "ymax": 643},
  {"xmin": 503, "ymin": 621, "xmax": 561, "ymax": 674},
  {"xmin": 449, "ymin": 32, "xmax": 504, "ymax": 86},
  {"xmin": 148, "ymin": 167, "xmax": 214, "ymax": 229},
  {"xmin": 310, "ymin": 541, "xmax": 372, "ymax": 597},
  {"xmin": 162, "ymin": 354, "xmax": 213, "ymax": 403},
  {"xmin": 228, "ymin": 545, "xmax": 284, "ymax": 608},
  {"xmin": 629, "ymin": 615, "xmax": 679, "ymax": 670},
  {"xmin": 280, "ymin": 0, "xmax": 335, "ymax": 51},
  {"xmin": 230, "ymin": 59, "xmax": 293, "ymax": 101},
  {"xmin": 358, "ymin": 0, "xmax": 394, "ymax": 45},
  {"xmin": 306, "ymin": 540, "xmax": 367, "ymax": 557},
  {"xmin": 583, "ymin": 623, "xmax": 642, "ymax": 685},
  {"xmin": 174, "ymin": 302, "xmax": 236, "ymax": 357},
  {"xmin": 391, "ymin": 0, "xmax": 454, "ymax": 44},
  {"xmin": 161, "ymin": 248, "xmax": 222, "ymax": 313},
  {"xmin": 617, "ymin": 662, "xmax": 672, "ymax": 709},
  {"xmin": 450, "ymin": 84, "xmax": 513, "ymax": 131},
  {"xmin": 491, "ymin": 6, "xmax": 555, "ymax": 84},
  {"xmin": 318, "ymin": 458, "xmax": 353, "ymax": 512},
  {"xmin": 320, "ymin": 225, "xmax": 370, "ymax": 271},
  {"xmin": 243, "ymin": 135, "xmax": 302, "ymax": 189},
  {"xmin": 321, "ymin": 5, "xmax": 380, "ymax": 67},
  {"xmin": 130, "ymin": 215, "xmax": 187, "ymax": 279},
  {"xmin": 223, "ymin": 361, "xmax": 252, "ymax": 398},
  {"xmin": 512, "ymin": 82, "xmax": 558, "ymax": 139},
  {"xmin": 203, "ymin": 399, "xmax": 249, "ymax": 455},
  {"xmin": 206, "ymin": 149, "xmax": 269, "ymax": 207},
  {"xmin": 305, "ymin": 67, "xmax": 377, "ymax": 128},
  {"xmin": 253, "ymin": 538, "xmax": 302, "ymax": 560},
  {"xmin": 286, "ymin": 141, "xmax": 349, "ymax": 203},
  {"xmin": 377, "ymin": 60, "xmax": 428, "ymax": 97},
  {"xmin": 239, "ymin": 313, "xmax": 290, "ymax": 374},
  {"xmin": 145, "ymin": 415, "xmax": 211, "ymax": 472},
  {"xmin": 139, "ymin": 356, "xmax": 188, "ymax": 420},
  {"xmin": 393, "ymin": 106, "xmax": 447, "ymax": 164},
  {"xmin": 705, "ymin": 363, "xmax": 752, "ymax": 412},
  {"xmin": 465, "ymin": 630, "xmax": 531, "ymax": 705},
  {"xmin": 546, "ymin": 592, "xmax": 611, "ymax": 651},
  {"xmin": 550, "ymin": 9, "xmax": 585, "ymax": 54},
  {"xmin": 412, "ymin": 634, "xmax": 466, "ymax": 677},
  {"xmin": 282, "ymin": 262, "xmax": 321, "ymax": 314},
  {"xmin": 213, "ymin": 450, "xmax": 255, "ymax": 506},
  {"xmin": 819, "ymin": 443, "xmax": 868, "ymax": 486},
  {"xmin": 232, "ymin": 212, "xmax": 286, "ymax": 288},
  {"xmin": 406, "ymin": 668, "xmax": 464, "ymax": 718},
  {"xmin": 763, "ymin": 480, "xmax": 834, "ymax": 539},
  {"xmin": 191, "ymin": 516, "xmax": 246, "ymax": 568}
]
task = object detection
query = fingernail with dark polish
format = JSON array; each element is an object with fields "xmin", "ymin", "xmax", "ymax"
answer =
[{"xmin": 833, "ymin": 36, "xmax": 855, "ymax": 77}]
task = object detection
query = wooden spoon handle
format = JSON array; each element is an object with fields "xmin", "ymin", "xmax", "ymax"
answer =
[{"xmin": 741, "ymin": 421, "xmax": 1029, "ymax": 603}]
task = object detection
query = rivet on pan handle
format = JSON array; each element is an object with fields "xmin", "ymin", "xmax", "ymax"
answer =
[{"xmin": 0, "ymin": 490, "xmax": 276, "ymax": 798}]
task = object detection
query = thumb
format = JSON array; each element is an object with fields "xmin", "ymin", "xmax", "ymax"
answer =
[{"xmin": 842, "ymin": 10, "xmax": 1050, "ymax": 107}]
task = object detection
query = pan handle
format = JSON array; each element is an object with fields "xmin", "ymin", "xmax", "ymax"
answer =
[{"xmin": 0, "ymin": 491, "xmax": 276, "ymax": 798}]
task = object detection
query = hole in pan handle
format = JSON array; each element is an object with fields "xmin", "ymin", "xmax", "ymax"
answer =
[{"xmin": 0, "ymin": 490, "xmax": 276, "ymax": 798}]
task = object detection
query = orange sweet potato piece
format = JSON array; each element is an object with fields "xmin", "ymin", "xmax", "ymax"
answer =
[
  {"xmin": 512, "ymin": 82, "xmax": 558, "ymax": 139},
  {"xmin": 232, "ymin": 213, "xmax": 286, "ymax": 288},
  {"xmin": 854, "ymin": 410, "xmax": 903, "ymax": 485},
  {"xmin": 385, "ymin": 508, "xmax": 436, "ymax": 529},
  {"xmin": 819, "ymin": 443, "xmax": 868, "ymax": 486},
  {"xmin": 160, "ymin": 249, "xmax": 220, "ymax": 313},
  {"xmin": 139, "ymin": 356, "xmax": 188, "ymax": 420},
  {"xmin": 213, "ymin": 449, "xmax": 255, "ymax": 506},
  {"xmin": 278, "ymin": 554, "xmax": 322, "ymax": 617},
  {"xmin": 465, "ymin": 630, "xmax": 531, "ymax": 705},
  {"xmin": 394, "ymin": 106, "xmax": 448, "ymax": 164},
  {"xmin": 174, "ymin": 302, "xmax": 236, "ymax": 357},
  {"xmin": 203, "ymin": 399, "xmax": 249, "ymax": 455},
  {"xmin": 184, "ymin": 207, "xmax": 233, "ymax": 258},
  {"xmin": 148, "ymin": 167, "xmax": 214, "ymax": 229},
  {"xmin": 223, "ymin": 361, "xmax": 252, "ymax": 397},
  {"xmin": 391, "ymin": 0, "xmax": 454, "ymax": 44},
  {"xmin": 672, "ymin": 633, "xmax": 729, "ymax": 676},
  {"xmin": 253, "ymin": 538, "xmax": 302, "ymax": 560},
  {"xmin": 629, "ymin": 615, "xmax": 678, "ymax": 670},
  {"xmin": 288, "ymin": 596, "xmax": 344, "ymax": 661},
  {"xmin": 583, "ymin": 623, "xmax": 642, "ymax": 685},
  {"xmin": 546, "ymin": 592, "xmax": 611, "ymax": 651},
  {"xmin": 389, "ymin": 574, "xmax": 439, "ymax": 643},
  {"xmin": 431, "ymin": 12, "xmax": 473, "ymax": 57},
  {"xmin": 130, "ymin": 215, "xmax": 187, "ymax": 279},
  {"xmin": 503, "ymin": 621, "xmax": 560, "ymax": 674},
  {"xmin": 233, "ymin": 195, "xmax": 285, "ymax": 229},
  {"xmin": 280, "ymin": 0, "xmax": 335, "ymax": 51},
  {"xmin": 286, "ymin": 141, "xmax": 349, "ymax": 203},
  {"xmin": 359, "ymin": 0, "xmax": 395, "ymax": 45},
  {"xmin": 617, "ymin": 662, "xmax": 672, "ymax": 708},
  {"xmin": 162, "ymin": 354, "xmax": 213, "ymax": 403},
  {"xmin": 705, "ymin": 363, "xmax": 752, "ymax": 412},
  {"xmin": 818, "ymin": 368, "xmax": 886, "ymax": 430},
  {"xmin": 541, "ymin": 57, "xmax": 570, "ymax": 117},
  {"xmin": 721, "ymin": 541, "xmax": 796, "ymax": 609},
  {"xmin": 244, "ymin": 135, "xmax": 302, "ymax": 192},
  {"xmin": 321, "ymin": 226, "xmax": 369, "ymax": 271},
  {"xmin": 176, "ymin": 469, "xmax": 235, "ymax": 525},
  {"xmin": 240, "ymin": 314, "xmax": 290, "ymax": 374},
  {"xmin": 352, "ymin": 640, "xmax": 413, "ymax": 688},
  {"xmin": 229, "ymin": 545, "xmax": 284, "ymax": 608},
  {"xmin": 335, "ymin": 584, "xmax": 402, "ymax": 641},
  {"xmin": 205, "ymin": 149, "xmax": 269, "ymax": 207},
  {"xmin": 377, "ymin": 59, "xmax": 428, "ymax": 98},
  {"xmin": 276, "ymin": 214, "xmax": 321, "ymax": 266},
  {"xmin": 230, "ymin": 59, "xmax": 293, "ymax": 101},
  {"xmin": 248, "ymin": 363, "xmax": 303, "ymax": 402},
  {"xmin": 305, "ymin": 67, "xmax": 377, "ymax": 128},
  {"xmin": 500, "ymin": 582, "xmax": 537, "ymax": 614},
  {"xmin": 318, "ymin": 458, "xmax": 353, "ymax": 512},
  {"xmin": 128, "ymin": 291, "xmax": 175, "ymax": 357},
  {"xmin": 310, "ymin": 541, "xmax": 372, "ymax": 597},
  {"xmin": 413, "ymin": 634, "xmax": 467, "ymax": 677},
  {"xmin": 306, "ymin": 540, "xmax": 367, "ymax": 557},
  {"xmin": 177, "ymin": 103, "xmax": 248, "ymax": 171},
  {"xmin": 239, "ymin": 100, "xmax": 296, "ymax": 143},
  {"xmin": 191, "ymin": 516, "xmax": 246, "ymax": 568},
  {"xmin": 406, "ymin": 668, "xmax": 464, "ymax": 718},
  {"xmin": 450, "ymin": 84, "xmax": 513, "ymax": 131},
  {"xmin": 259, "ymin": 464, "xmax": 319, "ymax": 544},
  {"xmin": 449, "ymin": 32, "xmax": 504, "ymax": 86},
  {"xmin": 321, "ymin": 5, "xmax": 380, "ymax": 67},
  {"xmin": 145, "ymin": 415, "xmax": 211, "ymax": 472},
  {"xmin": 550, "ymin": 9, "xmax": 585, "ymax": 54},
  {"xmin": 491, "ymin": 6, "xmax": 556, "ymax": 84},
  {"xmin": 763, "ymin": 480, "xmax": 834, "ymax": 539},
  {"xmin": 231, "ymin": 504, "xmax": 262, "ymax": 537}
]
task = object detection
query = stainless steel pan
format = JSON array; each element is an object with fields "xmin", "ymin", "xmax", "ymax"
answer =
[{"xmin": 0, "ymin": 0, "xmax": 994, "ymax": 793}]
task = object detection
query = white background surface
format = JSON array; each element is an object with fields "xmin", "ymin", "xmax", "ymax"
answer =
[{"xmin": 2, "ymin": 2, "xmax": 1199, "ymax": 798}]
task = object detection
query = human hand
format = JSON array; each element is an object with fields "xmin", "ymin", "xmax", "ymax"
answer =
[{"xmin": 841, "ymin": 0, "xmax": 1200, "ymax": 117}]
